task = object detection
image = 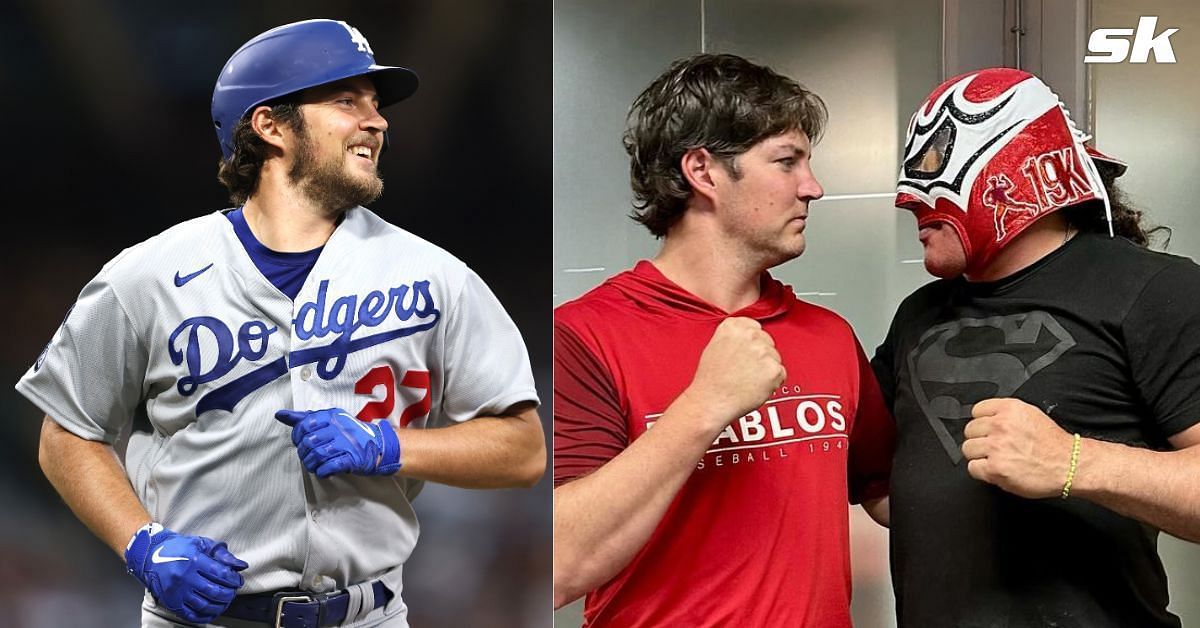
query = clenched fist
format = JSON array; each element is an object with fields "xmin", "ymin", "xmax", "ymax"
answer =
[
  {"xmin": 685, "ymin": 317, "xmax": 786, "ymax": 430},
  {"xmin": 124, "ymin": 523, "xmax": 248, "ymax": 625},
  {"xmin": 275, "ymin": 408, "xmax": 401, "ymax": 477},
  {"xmin": 962, "ymin": 398, "xmax": 1076, "ymax": 499}
]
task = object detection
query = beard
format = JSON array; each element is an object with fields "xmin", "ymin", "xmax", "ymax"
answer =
[
  {"xmin": 725, "ymin": 214, "xmax": 807, "ymax": 271},
  {"xmin": 287, "ymin": 126, "xmax": 384, "ymax": 213},
  {"xmin": 745, "ymin": 232, "xmax": 805, "ymax": 271}
]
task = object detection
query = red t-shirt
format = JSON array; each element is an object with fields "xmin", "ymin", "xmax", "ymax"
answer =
[{"xmin": 555, "ymin": 261, "xmax": 894, "ymax": 627}]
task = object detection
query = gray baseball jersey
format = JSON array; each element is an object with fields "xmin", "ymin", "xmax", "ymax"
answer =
[{"xmin": 17, "ymin": 207, "xmax": 538, "ymax": 608}]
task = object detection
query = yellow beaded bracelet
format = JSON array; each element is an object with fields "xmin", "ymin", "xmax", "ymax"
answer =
[{"xmin": 1061, "ymin": 433, "xmax": 1081, "ymax": 499}]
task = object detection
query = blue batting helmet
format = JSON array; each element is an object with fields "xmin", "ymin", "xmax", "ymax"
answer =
[{"xmin": 211, "ymin": 19, "xmax": 419, "ymax": 160}]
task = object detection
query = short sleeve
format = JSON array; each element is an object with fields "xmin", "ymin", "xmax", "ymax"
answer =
[
  {"xmin": 15, "ymin": 275, "xmax": 148, "ymax": 443},
  {"xmin": 439, "ymin": 268, "xmax": 539, "ymax": 423},
  {"xmin": 1123, "ymin": 260, "xmax": 1200, "ymax": 437},
  {"xmin": 871, "ymin": 318, "xmax": 899, "ymax": 411},
  {"xmin": 849, "ymin": 339, "xmax": 895, "ymax": 504},
  {"xmin": 553, "ymin": 320, "xmax": 627, "ymax": 487}
]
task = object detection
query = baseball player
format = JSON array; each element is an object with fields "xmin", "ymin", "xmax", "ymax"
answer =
[
  {"xmin": 17, "ymin": 19, "xmax": 544, "ymax": 628},
  {"xmin": 553, "ymin": 54, "xmax": 894, "ymax": 627}
]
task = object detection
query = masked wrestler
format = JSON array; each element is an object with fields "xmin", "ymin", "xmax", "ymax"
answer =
[{"xmin": 872, "ymin": 67, "xmax": 1200, "ymax": 628}]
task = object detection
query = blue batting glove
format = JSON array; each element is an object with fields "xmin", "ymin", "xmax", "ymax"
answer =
[
  {"xmin": 124, "ymin": 523, "xmax": 248, "ymax": 625},
  {"xmin": 275, "ymin": 408, "xmax": 401, "ymax": 477}
]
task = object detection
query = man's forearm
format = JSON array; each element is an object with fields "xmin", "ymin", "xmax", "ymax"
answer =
[
  {"xmin": 1073, "ymin": 439, "xmax": 1200, "ymax": 543},
  {"xmin": 553, "ymin": 392, "xmax": 726, "ymax": 609},
  {"xmin": 38, "ymin": 416, "xmax": 151, "ymax": 557},
  {"xmin": 396, "ymin": 403, "xmax": 546, "ymax": 489}
]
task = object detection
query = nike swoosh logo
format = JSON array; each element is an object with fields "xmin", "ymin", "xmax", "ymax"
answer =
[
  {"xmin": 345, "ymin": 414, "xmax": 375, "ymax": 437},
  {"xmin": 151, "ymin": 546, "xmax": 189, "ymax": 564},
  {"xmin": 174, "ymin": 263, "xmax": 214, "ymax": 287}
]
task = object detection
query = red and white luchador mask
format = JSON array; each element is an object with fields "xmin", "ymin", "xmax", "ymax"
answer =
[{"xmin": 896, "ymin": 68, "xmax": 1121, "ymax": 274}]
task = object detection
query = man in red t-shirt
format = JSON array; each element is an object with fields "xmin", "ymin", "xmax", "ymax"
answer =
[{"xmin": 553, "ymin": 53, "xmax": 895, "ymax": 627}]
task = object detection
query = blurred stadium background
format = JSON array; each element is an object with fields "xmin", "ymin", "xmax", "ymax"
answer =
[{"xmin": 0, "ymin": 1, "xmax": 550, "ymax": 626}]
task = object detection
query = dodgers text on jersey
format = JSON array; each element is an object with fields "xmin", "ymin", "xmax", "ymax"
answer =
[{"xmin": 168, "ymin": 278, "xmax": 440, "ymax": 416}]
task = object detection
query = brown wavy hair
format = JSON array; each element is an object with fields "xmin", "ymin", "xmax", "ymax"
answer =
[
  {"xmin": 216, "ymin": 101, "xmax": 304, "ymax": 205},
  {"xmin": 623, "ymin": 53, "xmax": 828, "ymax": 238},
  {"xmin": 1063, "ymin": 162, "xmax": 1170, "ymax": 248}
]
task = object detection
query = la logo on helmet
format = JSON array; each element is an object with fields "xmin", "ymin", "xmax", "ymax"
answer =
[{"xmin": 339, "ymin": 20, "xmax": 375, "ymax": 55}]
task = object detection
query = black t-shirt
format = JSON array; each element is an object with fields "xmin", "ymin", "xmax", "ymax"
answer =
[{"xmin": 873, "ymin": 232, "xmax": 1200, "ymax": 628}]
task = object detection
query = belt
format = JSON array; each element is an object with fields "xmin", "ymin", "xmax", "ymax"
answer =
[{"xmin": 222, "ymin": 580, "xmax": 391, "ymax": 628}]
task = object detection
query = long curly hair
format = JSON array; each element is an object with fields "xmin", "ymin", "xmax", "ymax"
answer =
[
  {"xmin": 216, "ymin": 101, "xmax": 304, "ymax": 205},
  {"xmin": 1063, "ymin": 162, "xmax": 1170, "ymax": 248}
]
